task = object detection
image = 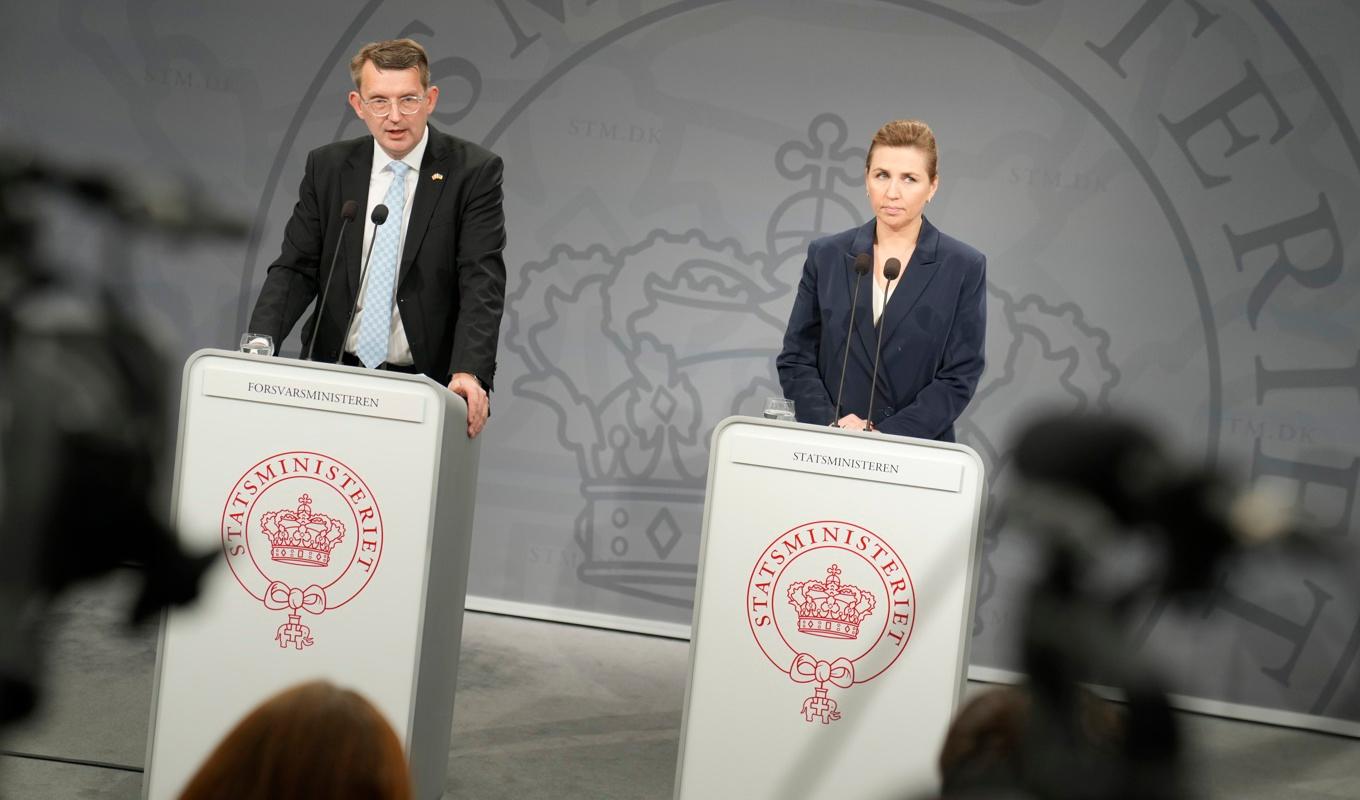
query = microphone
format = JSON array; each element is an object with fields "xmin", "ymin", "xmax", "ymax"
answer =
[
  {"xmin": 303, "ymin": 200, "xmax": 358, "ymax": 361},
  {"xmin": 337, "ymin": 204, "xmax": 389, "ymax": 365},
  {"xmin": 832, "ymin": 253, "xmax": 872, "ymax": 426},
  {"xmin": 865, "ymin": 257, "xmax": 902, "ymax": 431}
]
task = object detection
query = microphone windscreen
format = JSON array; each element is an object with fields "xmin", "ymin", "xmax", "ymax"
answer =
[
  {"xmin": 884, "ymin": 257, "xmax": 902, "ymax": 280},
  {"xmin": 853, "ymin": 253, "xmax": 872, "ymax": 275},
  {"xmin": 370, "ymin": 204, "xmax": 389, "ymax": 225},
  {"xmin": 340, "ymin": 200, "xmax": 359, "ymax": 221}
]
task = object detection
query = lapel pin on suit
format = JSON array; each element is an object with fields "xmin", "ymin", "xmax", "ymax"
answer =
[{"xmin": 431, "ymin": 172, "xmax": 444, "ymax": 182}]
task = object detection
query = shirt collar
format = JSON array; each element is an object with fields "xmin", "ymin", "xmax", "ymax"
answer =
[{"xmin": 370, "ymin": 125, "xmax": 429, "ymax": 178}]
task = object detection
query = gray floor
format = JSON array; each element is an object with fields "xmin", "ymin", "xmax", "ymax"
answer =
[{"xmin": 2, "ymin": 575, "xmax": 1357, "ymax": 799}]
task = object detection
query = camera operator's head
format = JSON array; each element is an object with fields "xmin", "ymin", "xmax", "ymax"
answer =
[
  {"xmin": 938, "ymin": 685, "xmax": 1127, "ymax": 799},
  {"xmin": 179, "ymin": 680, "xmax": 412, "ymax": 800}
]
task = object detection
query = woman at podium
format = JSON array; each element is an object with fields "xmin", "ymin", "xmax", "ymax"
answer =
[{"xmin": 776, "ymin": 119, "xmax": 986, "ymax": 442}]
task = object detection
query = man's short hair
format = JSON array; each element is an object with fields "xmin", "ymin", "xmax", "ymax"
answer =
[{"xmin": 350, "ymin": 38, "xmax": 430, "ymax": 91}]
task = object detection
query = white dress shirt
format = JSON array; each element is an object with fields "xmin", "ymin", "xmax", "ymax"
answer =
[
  {"xmin": 872, "ymin": 274, "xmax": 900, "ymax": 324},
  {"xmin": 344, "ymin": 127, "xmax": 430, "ymax": 366}
]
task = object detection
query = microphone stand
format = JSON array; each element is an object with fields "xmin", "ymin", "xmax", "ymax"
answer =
[
  {"xmin": 337, "ymin": 204, "xmax": 389, "ymax": 365},
  {"xmin": 304, "ymin": 200, "xmax": 358, "ymax": 361},
  {"xmin": 832, "ymin": 253, "xmax": 872, "ymax": 426},
  {"xmin": 865, "ymin": 258, "xmax": 901, "ymax": 431}
]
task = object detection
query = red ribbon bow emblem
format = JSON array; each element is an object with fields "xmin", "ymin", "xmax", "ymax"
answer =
[
  {"xmin": 264, "ymin": 581, "xmax": 327, "ymax": 615},
  {"xmin": 789, "ymin": 653, "xmax": 855, "ymax": 688}
]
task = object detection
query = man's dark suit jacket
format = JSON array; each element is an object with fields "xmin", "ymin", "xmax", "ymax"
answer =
[
  {"xmin": 776, "ymin": 217, "xmax": 986, "ymax": 441},
  {"xmin": 249, "ymin": 125, "xmax": 506, "ymax": 387}
]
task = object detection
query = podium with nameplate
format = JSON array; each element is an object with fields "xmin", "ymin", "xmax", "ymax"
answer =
[
  {"xmin": 674, "ymin": 417, "xmax": 985, "ymax": 799},
  {"xmin": 144, "ymin": 349, "xmax": 478, "ymax": 800}
]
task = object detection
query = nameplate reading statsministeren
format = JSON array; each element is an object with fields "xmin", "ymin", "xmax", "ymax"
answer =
[{"xmin": 729, "ymin": 435, "xmax": 963, "ymax": 492}]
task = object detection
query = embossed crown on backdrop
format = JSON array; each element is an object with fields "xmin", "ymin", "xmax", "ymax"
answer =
[
  {"xmin": 259, "ymin": 494, "xmax": 346, "ymax": 567},
  {"xmin": 505, "ymin": 116, "xmax": 868, "ymax": 607}
]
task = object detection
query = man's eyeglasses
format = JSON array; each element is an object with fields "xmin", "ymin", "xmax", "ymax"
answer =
[{"xmin": 361, "ymin": 95, "xmax": 425, "ymax": 116}]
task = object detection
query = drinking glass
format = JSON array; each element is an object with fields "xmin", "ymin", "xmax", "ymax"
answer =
[
  {"xmin": 239, "ymin": 333, "xmax": 275, "ymax": 357},
  {"xmin": 763, "ymin": 397, "xmax": 795, "ymax": 422}
]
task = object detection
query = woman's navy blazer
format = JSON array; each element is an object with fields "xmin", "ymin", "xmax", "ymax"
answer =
[{"xmin": 776, "ymin": 217, "xmax": 986, "ymax": 441}]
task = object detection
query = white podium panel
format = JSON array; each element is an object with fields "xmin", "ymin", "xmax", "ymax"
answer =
[
  {"xmin": 145, "ymin": 350, "xmax": 479, "ymax": 800},
  {"xmin": 676, "ymin": 417, "xmax": 984, "ymax": 800}
]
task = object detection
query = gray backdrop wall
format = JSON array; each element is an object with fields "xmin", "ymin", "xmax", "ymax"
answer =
[{"xmin": 4, "ymin": 0, "xmax": 1358, "ymax": 733}]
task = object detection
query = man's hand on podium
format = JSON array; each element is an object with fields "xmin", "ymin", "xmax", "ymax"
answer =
[
  {"xmin": 836, "ymin": 413, "xmax": 868, "ymax": 431},
  {"xmin": 448, "ymin": 372, "xmax": 489, "ymax": 438}
]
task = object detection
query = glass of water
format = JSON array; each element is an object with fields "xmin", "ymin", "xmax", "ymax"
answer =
[
  {"xmin": 763, "ymin": 397, "xmax": 795, "ymax": 422},
  {"xmin": 239, "ymin": 333, "xmax": 275, "ymax": 357}
]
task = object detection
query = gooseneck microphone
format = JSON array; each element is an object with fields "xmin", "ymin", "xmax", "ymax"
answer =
[
  {"xmin": 865, "ymin": 257, "xmax": 902, "ymax": 431},
  {"xmin": 832, "ymin": 253, "xmax": 873, "ymax": 426},
  {"xmin": 336, "ymin": 204, "xmax": 389, "ymax": 365},
  {"xmin": 304, "ymin": 200, "xmax": 358, "ymax": 361}
]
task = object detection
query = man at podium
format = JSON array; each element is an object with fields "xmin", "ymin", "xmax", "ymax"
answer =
[{"xmin": 248, "ymin": 38, "xmax": 505, "ymax": 438}]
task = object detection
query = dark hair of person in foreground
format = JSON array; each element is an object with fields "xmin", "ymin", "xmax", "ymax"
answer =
[
  {"xmin": 178, "ymin": 680, "xmax": 412, "ymax": 800},
  {"xmin": 937, "ymin": 685, "xmax": 1130, "ymax": 799}
]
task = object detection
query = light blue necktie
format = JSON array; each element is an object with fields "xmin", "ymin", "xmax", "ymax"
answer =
[{"xmin": 355, "ymin": 160, "xmax": 411, "ymax": 368}]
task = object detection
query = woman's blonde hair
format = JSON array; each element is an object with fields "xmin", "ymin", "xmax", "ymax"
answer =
[{"xmin": 866, "ymin": 119, "xmax": 938, "ymax": 179}]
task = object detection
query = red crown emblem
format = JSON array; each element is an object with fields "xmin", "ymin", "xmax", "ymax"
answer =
[
  {"xmin": 786, "ymin": 564, "xmax": 876, "ymax": 639},
  {"xmin": 259, "ymin": 494, "xmax": 345, "ymax": 567}
]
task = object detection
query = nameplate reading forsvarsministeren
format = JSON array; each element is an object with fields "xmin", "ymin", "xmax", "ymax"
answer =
[
  {"xmin": 729, "ymin": 434, "xmax": 963, "ymax": 492},
  {"xmin": 202, "ymin": 366, "xmax": 426, "ymax": 423}
]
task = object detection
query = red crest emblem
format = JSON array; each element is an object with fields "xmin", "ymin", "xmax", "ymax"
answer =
[
  {"xmin": 260, "ymin": 494, "xmax": 346, "ymax": 567},
  {"xmin": 220, "ymin": 451, "xmax": 383, "ymax": 650},
  {"xmin": 747, "ymin": 520, "xmax": 915, "ymax": 724}
]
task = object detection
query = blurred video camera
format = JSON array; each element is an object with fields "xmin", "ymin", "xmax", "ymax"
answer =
[
  {"xmin": 944, "ymin": 413, "xmax": 1320, "ymax": 800},
  {"xmin": 0, "ymin": 146, "xmax": 245, "ymax": 723}
]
